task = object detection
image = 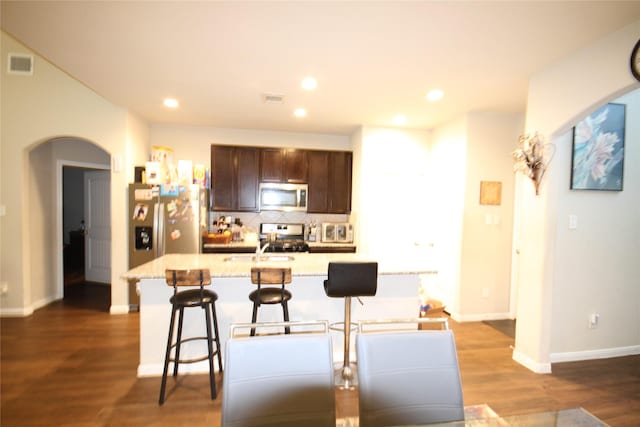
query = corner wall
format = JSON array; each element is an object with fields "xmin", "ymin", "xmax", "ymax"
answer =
[
  {"xmin": 0, "ymin": 31, "xmax": 143, "ymax": 315},
  {"xmin": 458, "ymin": 113, "xmax": 523, "ymax": 320},
  {"xmin": 514, "ymin": 20, "xmax": 640, "ymax": 371},
  {"xmin": 549, "ymin": 89, "xmax": 640, "ymax": 362}
]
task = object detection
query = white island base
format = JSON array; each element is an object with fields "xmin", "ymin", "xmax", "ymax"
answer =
[{"xmin": 128, "ymin": 253, "xmax": 435, "ymax": 377}]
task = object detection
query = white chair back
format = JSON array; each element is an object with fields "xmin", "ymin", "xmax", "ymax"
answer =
[
  {"xmin": 356, "ymin": 329, "xmax": 464, "ymax": 427},
  {"xmin": 221, "ymin": 326, "xmax": 336, "ymax": 427}
]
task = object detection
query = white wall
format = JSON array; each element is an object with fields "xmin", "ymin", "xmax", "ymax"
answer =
[
  {"xmin": 429, "ymin": 117, "xmax": 467, "ymax": 313},
  {"xmin": 28, "ymin": 143, "xmax": 55, "ymax": 306},
  {"xmin": 458, "ymin": 112, "xmax": 523, "ymax": 319},
  {"xmin": 353, "ymin": 126, "xmax": 433, "ymax": 272},
  {"xmin": 514, "ymin": 20, "xmax": 640, "ymax": 371},
  {"xmin": 0, "ymin": 31, "xmax": 142, "ymax": 315},
  {"xmin": 149, "ymin": 124, "xmax": 350, "ymax": 163},
  {"xmin": 550, "ymin": 89, "xmax": 640, "ymax": 360},
  {"xmin": 428, "ymin": 113, "xmax": 523, "ymax": 318}
]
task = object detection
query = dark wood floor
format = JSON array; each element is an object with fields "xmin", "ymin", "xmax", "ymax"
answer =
[{"xmin": 1, "ymin": 284, "xmax": 638, "ymax": 426}]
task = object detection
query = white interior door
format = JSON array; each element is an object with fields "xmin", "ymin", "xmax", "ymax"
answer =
[{"xmin": 84, "ymin": 170, "xmax": 111, "ymax": 283}]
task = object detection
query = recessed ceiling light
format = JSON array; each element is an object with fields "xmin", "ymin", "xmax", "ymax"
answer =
[
  {"xmin": 393, "ymin": 114, "xmax": 407, "ymax": 126},
  {"xmin": 301, "ymin": 77, "xmax": 317, "ymax": 91},
  {"xmin": 294, "ymin": 108, "xmax": 307, "ymax": 118},
  {"xmin": 426, "ymin": 89, "xmax": 444, "ymax": 102},
  {"xmin": 163, "ymin": 98, "xmax": 179, "ymax": 108}
]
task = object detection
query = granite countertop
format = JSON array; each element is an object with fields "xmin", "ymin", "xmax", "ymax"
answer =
[
  {"xmin": 202, "ymin": 241, "xmax": 356, "ymax": 249},
  {"xmin": 122, "ymin": 253, "xmax": 436, "ymax": 280}
]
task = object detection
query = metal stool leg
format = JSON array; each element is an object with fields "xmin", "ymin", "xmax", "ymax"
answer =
[
  {"xmin": 338, "ymin": 296, "xmax": 357, "ymax": 389},
  {"xmin": 211, "ymin": 302, "xmax": 223, "ymax": 371},
  {"xmin": 250, "ymin": 301, "xmax": 259, "ymax": 336},
  {"xmin": 159, "ymin": 305, "xmax": 178, "ymax": 405},
  {"xmin": 203, "ymin": 302, "xmax": 217, "ymax": 399},
  {"xmin": 173, "ymin": 306, "xmax": 185, "ymax": 377},
  {"xmin": 282, "ymin": 300, "xmax": 291, "ymax": 334}
]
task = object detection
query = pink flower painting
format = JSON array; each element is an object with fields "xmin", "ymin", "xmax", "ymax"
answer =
[{"xmin": 571, "ymin": 103, "xmax": 625, "ymax": 191}]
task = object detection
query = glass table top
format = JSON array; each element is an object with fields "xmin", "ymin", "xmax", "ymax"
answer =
[{"xmin": 336, "ymin": 405, "xmax": 608, "ymax": 427}]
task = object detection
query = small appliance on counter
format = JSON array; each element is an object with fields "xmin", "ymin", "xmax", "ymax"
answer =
[{"xmin": 321, "ymin": 222, "xmax": 354, "ymax": 243}]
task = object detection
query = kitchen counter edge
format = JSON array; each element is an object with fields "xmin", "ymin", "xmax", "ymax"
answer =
[{"xmin": 122, "ymin": 253, "xmax": 436, "ymax": 280}]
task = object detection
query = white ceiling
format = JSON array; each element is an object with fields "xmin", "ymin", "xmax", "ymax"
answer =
[{"xmin": 3, "ymin": 1, "xmax": 640, "ymax": 136}]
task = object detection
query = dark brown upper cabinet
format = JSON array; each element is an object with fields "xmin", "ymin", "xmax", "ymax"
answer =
[
  {"xmin": 307, "ymin": 150, "xmax": 330, "ymax": 212},
  {"xmin": 212, "ymin": 144, "xmax": 351, "ymax": 213},
  {"xmin": 307, "ymin": 150, "xmax": 352, "ymax": 214},
  {"xmin": 210, "ymin": 145, "xmax": 259, "ymax": 212},
  {"xmin": 260, "ymin": 148, "xmax": 307, "ymax": 183}
]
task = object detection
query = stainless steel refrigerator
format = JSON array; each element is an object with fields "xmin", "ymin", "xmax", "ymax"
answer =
[{"xmin": 128, "ymin": 183, "xmax": 208, "ymax": 309}]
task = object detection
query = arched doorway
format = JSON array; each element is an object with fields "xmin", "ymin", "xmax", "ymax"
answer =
[{"xmin": 28, "ymin": 137, "xmax": 112, "ymax": 311}]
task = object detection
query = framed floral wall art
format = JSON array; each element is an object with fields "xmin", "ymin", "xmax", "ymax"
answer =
[{"xmin": 571, "ymin": 103, "xmax": 625, "ymax": 191}]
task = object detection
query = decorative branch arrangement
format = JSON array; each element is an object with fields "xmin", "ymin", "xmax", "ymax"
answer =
[{"xmin": 512, "ymin": 132, "xmax": 554, "ymax": 195}]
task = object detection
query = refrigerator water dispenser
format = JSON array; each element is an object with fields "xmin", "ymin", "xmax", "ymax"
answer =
[{"xmin": 135, "ymin": 226, "xmax": 153, "ymax": 250}]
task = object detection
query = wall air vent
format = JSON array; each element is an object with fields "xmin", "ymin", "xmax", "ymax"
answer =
[
  {"xmin": 262, "ymin": 93, "xmax": 284, "ymax": 104},
  {"xmin": 8, "ymin": 53, "xmax": 34, "ymax": 75}
]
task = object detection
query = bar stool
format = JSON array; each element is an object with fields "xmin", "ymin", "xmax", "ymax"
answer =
[
  {"xmin": 159, "ymin": 269, "xmax": 223, "ymax": 405},
  {"xmin": 324, "ymin": 262, "xmax": 378, "ymax": 389},
  {"xmin": 249, "ymin": 267, "xmax": 292, "ymax": 336}
]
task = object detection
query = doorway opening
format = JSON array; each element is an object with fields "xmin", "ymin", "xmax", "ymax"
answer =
[
  {"xmin": 62, "ymin": 166, "xmax": 86, "ymax": 287},
  {"xmin": 61, "ymin": 165, "xmax": 112, "ymax": 311},
  {"xmin": 62, "ymin": 165, "xmax": 111, "ymax": 311}
]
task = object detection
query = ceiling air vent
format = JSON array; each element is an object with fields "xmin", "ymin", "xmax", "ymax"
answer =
[
  {"xmin": 8, "ymin": 53, "xmax": 34, "ymax": 75},
  {"xmin": 262, "ymin": 93, "xmax": 284, "ymax": 104}
]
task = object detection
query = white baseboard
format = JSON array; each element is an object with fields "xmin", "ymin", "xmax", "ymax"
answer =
[
  {"xmin": 1, "ymin": 294, "xmax": 56, "ymax": 317},
  {"xmin": 550, "ymin": 345, "xmax": 640, "ymax": 363},
  {"xmin": 109, "ymin": 304, "xmax": 130, "ymax": 315},
  {"xmin": 512, "ymin": 345, "xmax": 640, "ymax": 374},
  {"xmin": 0, "ymin": 305, "xmax": 34, "ymax": 317},
  {"xmin": 512, "ymin": 349, "xmax": 552, "ymax": 373},
  {"xmin": 32, "ymin": 295, "xmax": 57, "ymax": 311},
  {"xmin": 449, "ymin": 311, "xmax": 513, "ymax": 322}
]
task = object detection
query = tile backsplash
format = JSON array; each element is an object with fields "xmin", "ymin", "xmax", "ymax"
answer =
[{"xmin": 208, "ymin": 211, "xmax": 350, "ymax": 235}]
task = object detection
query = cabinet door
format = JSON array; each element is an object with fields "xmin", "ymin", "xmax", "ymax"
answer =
[
  {"xmin": 307, "ymin": 150, "xmax": 330, "ymax": 213},
  {"xmin": 236, "ymin": 147, "xmax": 260, "ymax": 211},
  {"xmin": 260, "ymin": 148, "xmax": 308, "ymax": 183},
  {"xmin": 260, "ymin": 148, "xmax": 284, "ymax": 182},
  {"xmin": 211, "ymin": 145, "xmax": 259, "ymax": 212},
  {"xmin": 328, "ymin": 151, "xmax": 352, "ymax": 213},
  {"xmin": 211, "ymin": 145, "xmax": 234, "ymax": 211},
  {"xmin": 284, "ymin": 149, "xmax": 307, "ymax": 183}
]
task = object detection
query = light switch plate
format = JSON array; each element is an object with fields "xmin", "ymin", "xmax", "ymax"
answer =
[{"xmin": 569, "ymin": 214, "xmax": 578, "ymax": 229}]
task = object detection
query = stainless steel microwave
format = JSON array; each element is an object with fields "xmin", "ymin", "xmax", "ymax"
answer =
[{"xmin": 259, "ymin": 183, "xmax": 308, "ymax": 212}]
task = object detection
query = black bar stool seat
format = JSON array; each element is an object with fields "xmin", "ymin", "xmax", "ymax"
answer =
[
  {"xmin": 249, "ymin": 267, "xmax": 292, "ymax": 336},
  {"xmin": 171, "ymin": 288, "xmax": 217, "ymax": 307},
  {"xmin": 324, "ymin": 261, "xmax": 378, "ymax": 389},
  {"xmin": 159, "ymin": 269, "xmax": 223, "ymax": 405}
]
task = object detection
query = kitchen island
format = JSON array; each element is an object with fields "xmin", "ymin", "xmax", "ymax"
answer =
[{"xmin": 123, "ymin": 253, "xmax": 436, "ymax": 377}]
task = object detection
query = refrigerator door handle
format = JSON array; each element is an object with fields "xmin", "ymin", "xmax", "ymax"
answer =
[{"xmin": 155, "ymin": 202, "xmax": 164, "ymax": 257}]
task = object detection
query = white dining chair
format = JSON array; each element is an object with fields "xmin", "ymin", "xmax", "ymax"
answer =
[
  {"xmin": 356, "ymin": 325, "xmax": 464, "ymax": 427},
  {"xmin": 221, "ymin": 321, "xmax": 336, "ymax": 427}
]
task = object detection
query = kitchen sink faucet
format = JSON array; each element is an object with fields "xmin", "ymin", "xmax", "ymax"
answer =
[{"xmin": 256, "ymin": 241, "xmax": 270, "ymax": 262}]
